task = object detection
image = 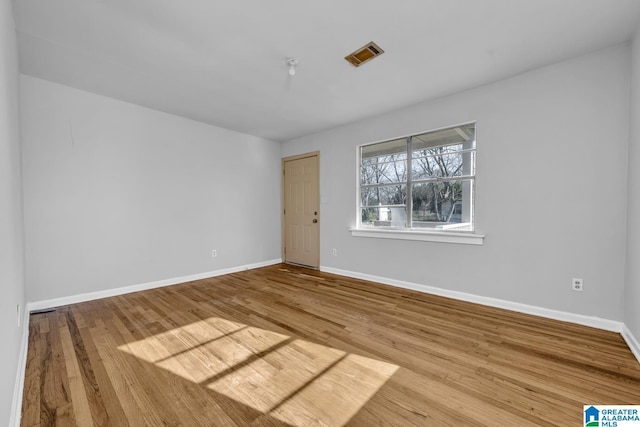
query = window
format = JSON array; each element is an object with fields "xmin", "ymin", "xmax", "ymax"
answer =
[{"xmin": 358, "ymin": 123, "xmax": 476, "ymax": 234}]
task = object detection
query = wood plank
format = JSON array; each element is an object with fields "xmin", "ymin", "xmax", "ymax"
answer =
[
  {"xmin": 21, "ymin": 317, "xmax": 42, "ymax": 427},
  {"xmin": 71, "ymin": 309, "xmax": 128, "ymax": 427},
  {"xmin": 52, "ymin": 311, "xmax": 77, "ymax": 427},
  {"xmin": 58, "ymin": 314, "xmax": 95, "ymax": 427}
]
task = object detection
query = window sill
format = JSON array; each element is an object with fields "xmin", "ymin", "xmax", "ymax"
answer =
[{"xmin": 350, "ymin": 228, "xmax": 484, "ymax": 245}]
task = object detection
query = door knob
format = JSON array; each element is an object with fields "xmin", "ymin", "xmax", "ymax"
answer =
[{"xmin": 313, "ymin": 219, "xmax": 318, "ymax": 223}]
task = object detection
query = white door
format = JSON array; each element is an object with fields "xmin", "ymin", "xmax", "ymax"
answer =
[{"xmin": 283, "ymin": 154, "xmax": 319, "ymax": 268}]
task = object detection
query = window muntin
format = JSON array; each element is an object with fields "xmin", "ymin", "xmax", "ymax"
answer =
[{"xmin": 359, "ymin": 123, "xmax": 476, "ymax": 231}]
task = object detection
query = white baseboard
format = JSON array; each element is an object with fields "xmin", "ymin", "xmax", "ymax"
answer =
[
  {"xmin": 10, "ymin": 301, "xmax": 32, "ymax": 427},
  {"xmin": 28, "ymin": 258, "xmax": 282, "ymax": 312},
  {"xmin": 622, "ymin": 324, "xmax": 640, "ymax": 364},
  {"xmin": 320, "ymin": 266, "xmax": 624, "ymax": 333}
]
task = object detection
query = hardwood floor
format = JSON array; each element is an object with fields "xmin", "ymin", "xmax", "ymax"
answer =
[{"xmin": 21, "ymin": 264, "xmax": 640, "ymax": 426}]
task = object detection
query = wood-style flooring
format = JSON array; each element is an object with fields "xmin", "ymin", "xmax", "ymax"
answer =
[{"xmin": 21, "ymin": 264, "xmax": 640, "ymax": 426}]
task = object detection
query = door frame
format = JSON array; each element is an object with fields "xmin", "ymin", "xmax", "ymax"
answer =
[{"xmin": 281, "ymin": 151, "xmax": 320, "ymax": 267}]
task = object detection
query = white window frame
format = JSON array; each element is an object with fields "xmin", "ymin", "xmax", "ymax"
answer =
[{"xmin": 351, "ymin": 122, "xmax": 484, "ymax": 245}]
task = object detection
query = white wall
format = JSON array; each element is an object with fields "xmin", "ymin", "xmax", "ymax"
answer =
[
  {"xmin": 625, "ymin": 30, "xmax": 640, "ymax": 339},
  {"xmin": 21, "ymin": 75, "xmax": 282, "ymax": 302},
  {"xmin": 0, "ymin": 0, "xmax": 26, "ymax": 424},
  {"xmin": 282, "ymin": 44, "xmax": 631, "ymax": 321}
]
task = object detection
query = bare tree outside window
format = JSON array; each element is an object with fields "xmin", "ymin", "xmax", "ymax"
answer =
[{"xmin": 359, "ymin": 123, "xmax": 475, "ymax": 231}]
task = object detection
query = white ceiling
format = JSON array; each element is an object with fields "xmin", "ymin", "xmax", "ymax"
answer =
[{"xmin": 13, "ymin": 0, "xmax": 640, "ymax": 142}]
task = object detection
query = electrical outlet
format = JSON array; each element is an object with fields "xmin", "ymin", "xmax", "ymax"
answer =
[
  {"xmin": 211, "ymin": 249, "xmax": 217, "ymax": 258},
  {"xmin": 332, "ymin": 248, "xmax": 337, "ymax": 256},
  {"xmin": 572, "ymin": 278, "xmax": 583, "ymax": 292}
]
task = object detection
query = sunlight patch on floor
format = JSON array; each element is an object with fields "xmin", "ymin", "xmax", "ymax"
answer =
[
  {"xmin": 270, "ymin": 353, "xmax": 399, "ymax": 426},
  {"xmin": 207, "ymin": 339, "xmax": 346, "ymax": 412},
  {"xmin": 120, "ymin": 317, "xmax": 248, "ymax": 363},
  {"xmin": 119, "ymin": 317, "xmax": 398, "ymax": 426}
]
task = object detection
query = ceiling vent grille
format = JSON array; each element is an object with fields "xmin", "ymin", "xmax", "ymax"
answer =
[{"xmin": 345, "ymin": 41, "xmax": 384, "ymax": 67}]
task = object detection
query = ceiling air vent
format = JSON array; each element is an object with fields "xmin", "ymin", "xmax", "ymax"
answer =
[{"xmin": 345, "ymin": 41, "xmax": 384, "ymax": 67}]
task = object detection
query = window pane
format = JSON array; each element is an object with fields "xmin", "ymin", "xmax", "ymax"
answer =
[
  {"xmin": 361, "ymin": 184, "xmax": 406, "ymax": 207},
  {"xmin": 361, "ymin": 138, "xmax": 407, "ymax": 159},
  {"xmin": 412, "ymin": 149, "xmax": 472, "ymax": 180},
  {"xmin": 361, "ymin": 206, "xmax": 407, "ymax": 227},
  {"xmin": 361, "ymin": 154, "xmax": 407, "ymax": 185},
  {"xmin": 412, "ymin": 180, "xmax": 473, "ymax": 229},
  {"xmin": 412, "ymin": 124, "xmax": 475, "ymax": 151},
  {"xmin": 411, "ymin": 143, "xmax": 464, "ymax": 158}
]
